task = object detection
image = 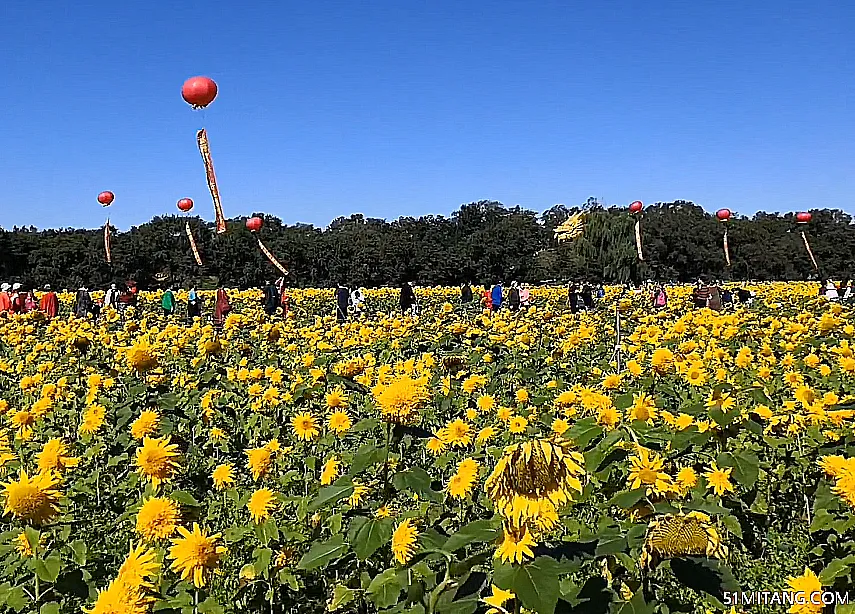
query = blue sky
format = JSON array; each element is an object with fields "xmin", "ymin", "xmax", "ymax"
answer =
[{"xmin": 2, "ymin": 0, "xmax": 853, "ymax": 230}]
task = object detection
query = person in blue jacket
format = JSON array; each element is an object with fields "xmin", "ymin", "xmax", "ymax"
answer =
[{"xmin": 491, "ymin": 282, "xmax": 503, "ymax": 311}]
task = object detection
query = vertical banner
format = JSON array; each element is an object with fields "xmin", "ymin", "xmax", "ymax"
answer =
[
  {"xmin": 256, "ymin": 237, "xmax": 289, "ymax": 276},
  {"xmin": 801, "ymin": 231, "xmax": 819, "ymax": 271},
  {"xmin": 104, "ymin": 219, "xmax": 112, "ymax": 264},
  {"xmin": 723, "ymin": 227, "xmax": 731, "ymax": 267},
  {"xmin": 196, "ymin": 129, "xmax": 227, "ymax": 234},
  {"xmin": 634, "ymin": 220, "xmax": 644, "ymax": 261},
  {"xmin": 186, "ymin": 221, "xmax": 203, "ymax": 266}
]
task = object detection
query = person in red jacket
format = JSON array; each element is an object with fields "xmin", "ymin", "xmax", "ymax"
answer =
[
  {"xmin": 0, "ymin": 283, "xmax": 11, "ymax": 314},
  {"xmin": 39, "ymin": 285, "xmax": 59, "ymax": 319}
]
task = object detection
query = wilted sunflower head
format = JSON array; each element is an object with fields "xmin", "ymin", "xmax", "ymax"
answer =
[
  {"xmin": 640, "ymin": 511, "xmax": 727, "ymax": 569},
  {"xmin": 485, "ymin": 438, "xmax": 586, "ymax": 528}
]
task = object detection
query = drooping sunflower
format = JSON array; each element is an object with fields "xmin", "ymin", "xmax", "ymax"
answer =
[
  {"xmin": 135, "ymin": 436, "xmax": 181, "ymax": 490},
  {"xmin": 36, "ymin": 438, "xmax": 79, "ymax": 473},
  {"xmin": 130, "ymin": 410, "xmax": 160, "ymax": 440},
  {"xmin": 640, "ymin": 511, "xmax": 727, "ymax": 569},
  {"xmin": 167, "ymin": 523, "xmax": 225, "ymax": 588},
  {"xmin": 485, "ymin": 438, "xmax": 585, "ymax": 528},
  {"xmin": 2, "ymin": 469, "xmax": 62, "ymax": 525},
  {"xmin": 320, "ymin": 457, "xmax": 341, "ymax": 485},
  {"xmin": 372, "ymin": 375, "xmax": 429, "ymax": 425},
  {"xmin": 136, "ymin": 496, "xmax": 181, "ymax": 541},
  {"xmin": 495, "ymin": 525, "xmax": 536, "ymax": 564},
  {"xmin": 391, "ymin": 518, "xmax": 419, "ymax": 565},
  {"xmin": 246, "ymin": 446, "xmax": 273, "ymax": 481}
]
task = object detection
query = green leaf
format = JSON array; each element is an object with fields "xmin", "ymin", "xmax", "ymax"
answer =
[
  {"xmin": 39, "ymin": 604, "xmax": 60, "ymax": 614},
  {"xmin": 608, "ymin": 488, "xmax": 647, "ymax": 509},
  {"xmin": 5, "ymin": 587, "xmax": 28, "ymax": 612},
  {"xmin": 296, "ymin": 534, "xmax": 349, "ymax": 570},
  {"xmin": 716, "ymin": 451, "xmax": 759, "ymax": 489},
  {"xmin": 197, "ymin": 597, "xmax": 224, "ymax": 614},
  {"xmin": 393, "ymin": 468, "xmax": 443, "ymax": 502},
  {"xmin": 329, "ymin": 585, "xmax": 356, "ymax": 611},
  {"xmin": 348, "ymin": 517, "xmax": 394, "ymax": 560},
  {"xmin": 349, "ymin": 444, "xmax": 386, "ymax": 475},
  {"xmin": 721, "ymin": 515, "xmax": 742, "ymax": 539},
  {"xmin": 171, "ymin": 491, "xmax": 201, "ymax": 507},
  {"xmin": 819, "ymin": 557, "xmax": 855, "ymax": 584},
  {"xmin": 443, "ymin": 519, "xmax": 501, "ymax": 552},
  {"xmin": 367, "ymin": 568, "xmax": 404, "ymax": 609},
  {"xmin": 595, "ymin": 536, "xmax": 627, "ymax": 556},
  {"xmin": 308, "ymin": 477, "xmax": 354, "ymax": 512},
  {"xmin": 35, "ymin": 555, "xmax": 61, "ymax": 583},
  {"xmin": 566, "ymin": 418, "xmax": 603, "ymax": 448},
  {"xmin": 253, "ymin": 548, "xmax": 273, "ymax": 576},
  {"xmin": 494, "ymin": 556, "xmax": 561, "ymax": 614},
  {"xmin": 669, "ymin": 557, "xmax": 739, "ymax": 599},
  {"xmin": 613, "ymin": 590, "xmax": 655, "ymax": 614},
  {"xmin": 69, "ymin": 540, "xmax": 88, "ymax": 565}
]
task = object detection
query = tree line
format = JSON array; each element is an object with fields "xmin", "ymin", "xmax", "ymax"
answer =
[{"xmin": 1, "ymin": 199, "xmax": 852, "ymax": 289}]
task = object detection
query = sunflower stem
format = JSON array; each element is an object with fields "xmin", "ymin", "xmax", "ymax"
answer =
[{"xmin": 382, "ymin": 421, "xmax": 392, "ymax": 503}]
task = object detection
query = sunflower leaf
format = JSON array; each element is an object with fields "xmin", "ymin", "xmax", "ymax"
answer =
[
  {"xmin": 296, "ymin": 534, "xmax": 349, "ymax": 571},
  {"xmin": 443, "ymin": 519, "xmax": 501, "ymax": 552},
  {"xmin": 348, "ymin": 517, "xmax": 393, "ymax": 560},
  {"xmin": 494, "ymin": 556, "xmax": 561, "ymax": 614},
  {"xmin": 308, "ymin": 477, "xmax": 354, "ymax": 512}
]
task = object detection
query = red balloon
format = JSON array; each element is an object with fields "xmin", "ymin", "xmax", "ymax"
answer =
[
  {"xmin": 177, "ymin": 198, "xmax": 194, "ymax": 212},
  {"xmin": 796, "ymin": 211, "xmax": 812, "ymax": 224},
  {"xmin": 97, "ymin": 191, "xmax": 115, "ymax": 206},
  {"xmin": 716, "ymin": 208, "xmax": 731, "ymax": 221},
  {"xmin": 629, "ymin": 200, "xmax": 643, "ymax": 214},
  {"xmin": 246, "ymin": 217, "xmax": 263, "ymax": 233},
  {"xmin": 182, "ymin": 76, "xmax": 218, "ymax": 108}
]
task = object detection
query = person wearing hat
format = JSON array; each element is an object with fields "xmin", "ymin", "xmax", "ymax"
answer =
[
  {"xmin": 39, "ymin": 284, "xmax": 59, "ymax": 319},
  {"xmin": 0, "ymin": 283, "xmax": 11, "ymax": 314},
  {"xmin": 9, "ymin": 283, "xmax": 23, "ymax": 314}
]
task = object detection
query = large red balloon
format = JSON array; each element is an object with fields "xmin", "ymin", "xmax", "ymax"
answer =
[
  {"xmin": 177, "ymin": 198, "xmax": 194, "ymax": 212},
  {"xmin": 716, "ymin": 208, "xmax": 731, "ymax": 221},
  {"xmin": 97, "ymin": 191, "xmax": 115, "ymax": 206},
  {"xmin": 246, "ymin": 217, "xmax": 263, "ymax": 233},
  {"xmin": 796, "ymin": 211, "xmax": 812, "ymax": 224},
  {"xmin": 629, "ymin": 201, "xmax": 643, "ymax": 214},
  {"xmin": 182, "ymin": 76, "xmax": 218, "ymax": 108}
]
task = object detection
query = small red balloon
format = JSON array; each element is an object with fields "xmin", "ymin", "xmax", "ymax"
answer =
[
  {"xmin": 177, "ymin": 198, "xmax": 194, "ymax": 212},
  {"xmin": 629, "ymin": 201, "xmax": 643, "ymax": 214},
  {"xmin": 182, "ymin": 76, "xmax": 218, "ymax": 109},
  {"xmin": 796, "ymin": 211, "xmax": 812, "ymax": 224},
  {"xmin": 716, "ymin": 208, "xmax": 731, "ymax": 221},
  {"xmin": 246, "ymin": 217, "xmax": 263, "ymax": 233},
  {"xmin": 97, "ymin": 191, "xmax": 115, "ymax": 206}
]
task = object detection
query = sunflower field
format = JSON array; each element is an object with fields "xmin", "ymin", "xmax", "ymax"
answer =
[{"xmin": 2, "ymin": 283, "xmax": 855, "ymax": 614}]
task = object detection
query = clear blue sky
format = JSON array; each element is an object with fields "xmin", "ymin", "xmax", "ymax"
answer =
[{"xmin": 2, "ymin": 0, "xmax": 853, "ymax": 231}]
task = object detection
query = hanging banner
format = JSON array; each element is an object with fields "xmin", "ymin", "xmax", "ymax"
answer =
[
  {"xmin": 186, "ymin": 221, "xmax": 203, "ymax": 266},
  {"xmin": 256, "ymin": 237, "xmax": 289, "ymax": 276},
  {"xmin": 634, "ymin": 220, "xmax": 644, "ymax": 261},
  {"xmin": 801, "ymin": 231, "xmax": 819, "ymax": 271},
  {"xmin": 723, "ymin": 227, "xmax": 731, "ymax": 267},
  {"xmin": 196, "ymin": 129, "xmax": 227, "ymax": 234},
  {"xmin": 104, "ymin": 219, "xmax": 112, "ymax": 264}
]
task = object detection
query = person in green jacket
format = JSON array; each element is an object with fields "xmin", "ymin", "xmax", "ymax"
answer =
[{"xmin": 162, "ymin": 287, "xmax": 176, "ymax": 316}]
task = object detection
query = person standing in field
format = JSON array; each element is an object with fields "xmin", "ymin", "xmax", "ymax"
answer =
[
  {"xmin": 652, "ymin": 285, "xmax": 667, "ymax": 310},
  {"xmin": 188, "ymin": 287, "xmax": 202, "ymax": 319},
  {"xmin": 707, "ymin": 282, "xmax": 722, "ymax": 311},
  {"xmin": 0, "ymin": 283, "xmax": 11, "ymax": 314},
  {"xmin": 73, "ymin": 287, "xmax": 92, "ymax": 318},
  {"xmin": 692, "ymin": 280, "xmax": 710, "ymax": 308},
  {"xmin": 162, "ymin": 287, "xmax": 176, "ymax": 316},
  {"xmin": 351, "ymin": 287, "xmax": 366, "ymax": 316},
  {"xmin": 460, "ymin": 281, "xmax": 473, "ymax": 306},
  {"xmin": 263, "ymin": 281, "xmax": 280, "ymax": 316},
  {"xmin": 104, "ymin": 284, "xmax": 119, "ymax": 311},
  {"xmin": 214, "ymin": 288, "xmax": 231, "ymax": 328},
  {"xmin": 491, "ymin": 281, "xmax": 503, "ymax": 311},
  {"xmin": 39, "ymin": 285, "xmax": 59, "ymax": 319},
  {"xmin": 519, "ymin": 284, "xmax": 531, "ymax": 309},
  {"xmin": 508, "ymin": 282, "xmax": 521, "ymax": 312},
  {"xmin": 399, "ymin": 281, "xmax": 417, "ymax": 315},
  {"xmin": 336, "ymin": 283, "xmax": 350, "ymax": 323}
]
